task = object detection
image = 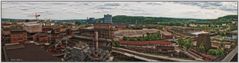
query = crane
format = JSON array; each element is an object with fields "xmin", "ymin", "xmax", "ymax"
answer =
[{"xmin": 33, "ymin": 12, "xmax": 40, "ymax": 20}]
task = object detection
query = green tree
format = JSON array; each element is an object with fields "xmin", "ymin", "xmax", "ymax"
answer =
[
  {"xmin": 208, "ymin": 49, "xmax": 224, "ymax": 57},
  {"xmin": 177, "ymin": 38, "xmax": 193, "ymax": 50},
  {"xmin": 177, "ymin": 38, "xmax": 184, "ymax": 47},
  {"xmin": 184, "ymin": 39, "xmax": 193, "ymax": 50}
]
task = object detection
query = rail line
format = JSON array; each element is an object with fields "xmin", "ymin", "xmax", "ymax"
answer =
[{"xmin": 112, "ymin": 47, "xmax": 199, "ymax": 62}]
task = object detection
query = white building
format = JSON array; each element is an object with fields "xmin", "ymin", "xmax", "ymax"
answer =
[{"xmin": 23, "ymin": 22, "xmax": 42, "ymax": 33}]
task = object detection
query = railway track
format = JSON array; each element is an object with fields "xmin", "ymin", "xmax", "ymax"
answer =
[{"xmin": 112, "ymin": 47, "xmax": 199, "ymax": 62}]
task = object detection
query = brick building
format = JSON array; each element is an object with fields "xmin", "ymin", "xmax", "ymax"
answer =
[
  {"xmin": 10, "ymin": 29, "xmax": 27, "ymax": 43},
  {"xmin": 33, "ymin": 33, "xmax": 49, "ymax": 43},
  {"xmin": 192, "ymin": 31, "xmax": 211, "ymax": 51},
  {"xmin": 94, "ymin": 23, "xmax": 113, "ymax": 30},
  {"xmin": 42, "ymin": 26, "xmax": 53, "ymax": 33},
  {"xmin": 160, "ymin": 31, "xmax": 174, "ymax": 39},
  {"xmin": 94, "ymin": 23, "xmax": 114, "ymax": 39},
  {"xmin": 120, "ymin": 40, "xmax": 175, "ymax": 53},
  {"xmin": 196, "ymin": 33, "xmax": 211, "ymax": 49},
  {"xmin": 2, "ymin": 22, "xmax": 13, "ymax": 28}
]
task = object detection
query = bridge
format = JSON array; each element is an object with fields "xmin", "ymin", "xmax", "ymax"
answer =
[
  {"xmin": 112, "ymin": 47, "xmax": 199, "ymax": 62},
  {"xmin": 221, "ymin": 46, "xmax": 238, "ymax": 62}
]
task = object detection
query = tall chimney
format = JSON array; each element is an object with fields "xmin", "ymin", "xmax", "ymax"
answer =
[{"xmin": 95, "ymin": 31, "xmax": 99, "ymax": 50}]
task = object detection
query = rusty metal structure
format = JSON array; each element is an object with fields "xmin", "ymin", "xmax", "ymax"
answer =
[{"xmin": 50, "ymin": 23, "xmax": 114, "ymax": 62}]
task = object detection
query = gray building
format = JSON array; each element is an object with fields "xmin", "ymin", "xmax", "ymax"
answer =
[
  {"xmin": 87, "ymin": 17, "xmax": 96, "ymax": 24},
  {"xmin": 103, "ymin": 14, "xmax": 112, "ymax": 23}
]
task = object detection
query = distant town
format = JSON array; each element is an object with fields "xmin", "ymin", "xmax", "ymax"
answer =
[{"xmin": 1, "ymin": 14, "xmax": 238, "ymax": 62}]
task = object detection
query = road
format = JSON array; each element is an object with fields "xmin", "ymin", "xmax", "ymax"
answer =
[{"xmin": 221, "ymin": 46, "xmax": 238, "ymax": 62}]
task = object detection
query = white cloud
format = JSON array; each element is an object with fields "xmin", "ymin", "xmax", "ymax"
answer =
[{"xmin": 2, "ymin": 2, "xmax": 237, "ymax": 20}]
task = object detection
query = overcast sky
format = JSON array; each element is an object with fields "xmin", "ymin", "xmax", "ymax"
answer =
[{"xmin": 2, "ymin": 2, "xmax": 238, "ymax": 20}]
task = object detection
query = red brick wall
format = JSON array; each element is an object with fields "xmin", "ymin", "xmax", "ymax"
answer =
[
  {"xmin": 38, "ymin": 36, "xmax": 49, "ymax": 43},
  {"xmin": 10, "ymin": 32, "xmax": 27, "ymax": 43},
  {"xmin": 42, "ymin": 27, "xmax": 52, "ymax": 32},
  {"xmin": 33, "ymin": 34, "xmax": 49, "ymax": 43},
  {"xmin": 94, "ymin": 23, "xmax": 113, "ymax": 30}
]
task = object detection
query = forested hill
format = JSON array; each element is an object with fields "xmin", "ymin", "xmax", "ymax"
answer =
[
  {"xmin": 111, "ymin": 15, "xmax": 238, "ymax": 25},
  {"xmin": 2, "ymin": 15, "xmax": 237, "ymax": 25},
  {"xmin": 217, "ymin": 15, "xmax": 238, "ymax": 22}
]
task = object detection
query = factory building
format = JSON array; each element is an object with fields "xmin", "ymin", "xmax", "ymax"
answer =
[
  {"xmin": 160, "ymin": 31, "xmax": 175, "ymax": 39},
  {"xmin": 32, "ymin": 33, "xmax": 49, "ymax": 43},
  {"xmin": 94, "ymin": 23, "xmax": 114, "ymax": 39},
  {"xmin": 22, "ymin": 22, "xmax": 42, "ymax": 33},
  {"xmin": 10, "ymin": 28, "xmax": 27, "ymax": 43},
  {"xmin": 42, "ymin": 26, "xmax": 53, "ymax": 33},
  {"xmin": 192, "ymin": 31, "xmax": 211, "ymax": 50},
  {"xmin": 2, "ymin": 22, "xmax": 13, "ymax": 28},
  {"xmin": 119, "ymin": 40, "xmax": 175, "ymax": 53}
]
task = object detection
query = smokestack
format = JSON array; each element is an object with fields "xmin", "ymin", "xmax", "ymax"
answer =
[{"xmin": 95, "ymin": 31, "xmax": 99, "ymax": 50}]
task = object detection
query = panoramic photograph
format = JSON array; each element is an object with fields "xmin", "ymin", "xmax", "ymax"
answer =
[{"xmin": 1, "ymin": 1, "xmax": 238, "ymax": 62}]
